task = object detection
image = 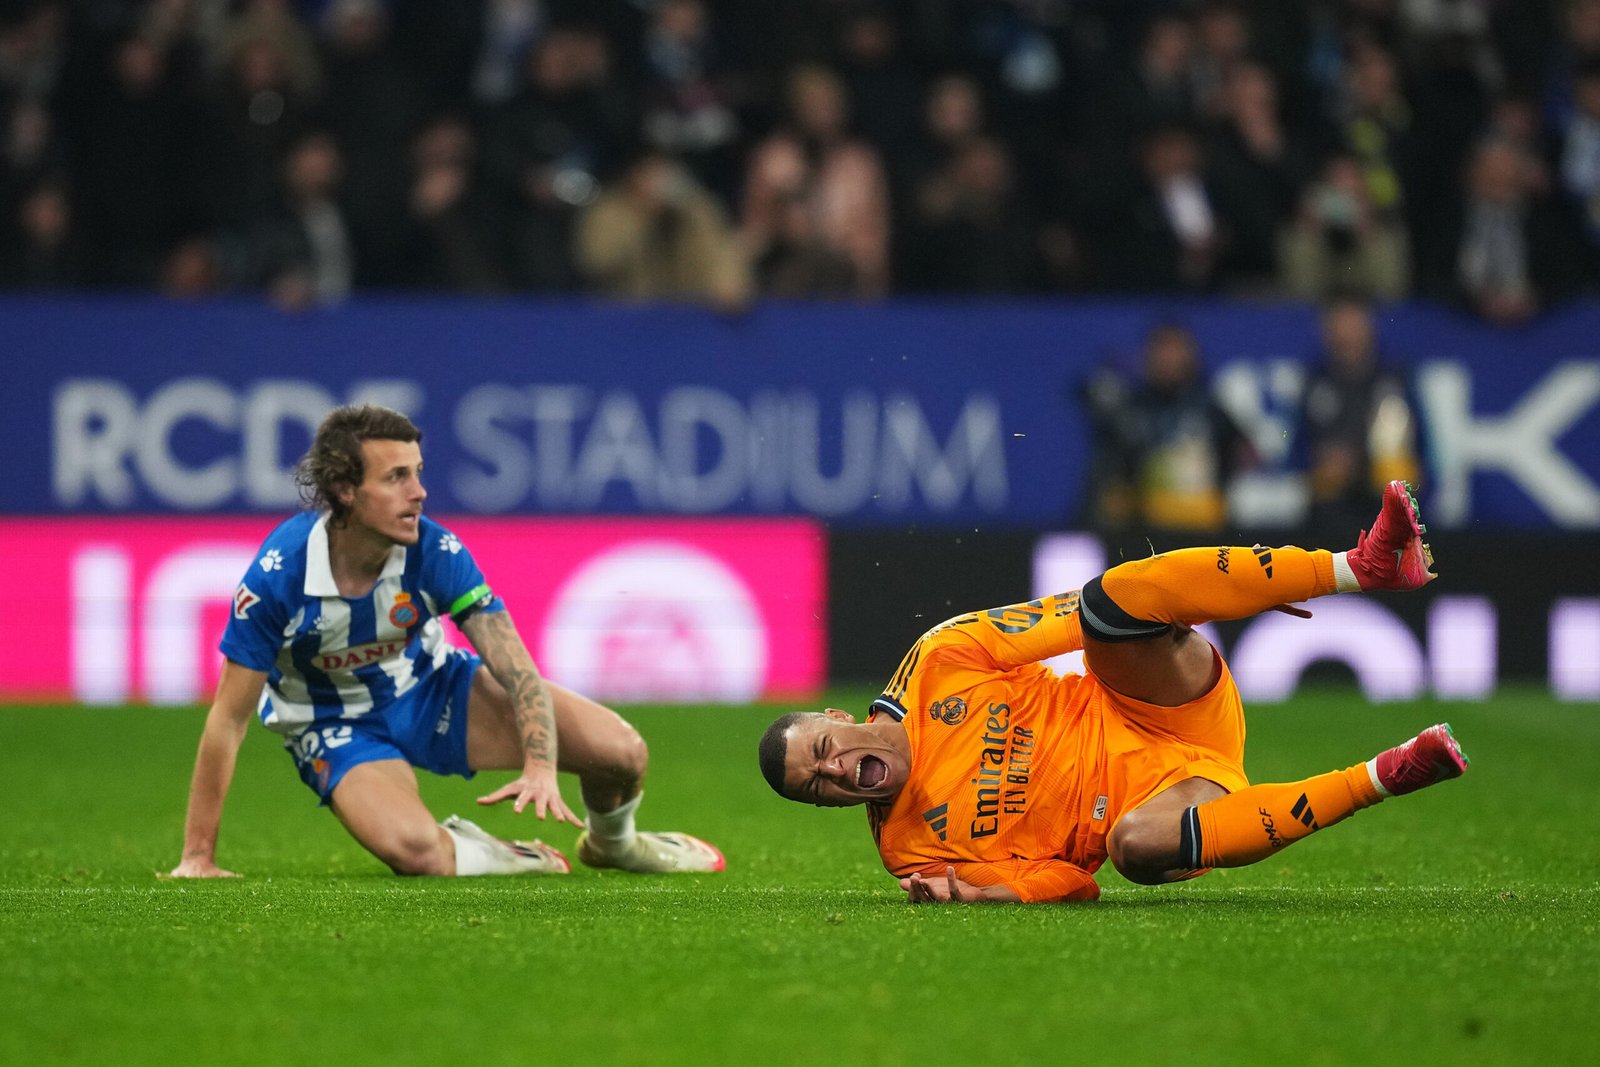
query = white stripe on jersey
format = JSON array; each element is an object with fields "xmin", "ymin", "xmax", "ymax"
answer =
[
  {"xmin": 372, "ymin": 577, "xmax": 421, "ymax": 699},
  {"xmin": 268, "ymin": 605, "xmax": 316, "ymax": 724},
  {"xmin": 309, "ymin": 597, "xmax": 376, "ymax": 718}
]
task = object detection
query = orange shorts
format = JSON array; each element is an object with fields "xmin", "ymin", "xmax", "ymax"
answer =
[{"xmin": 1069, "ymin": 648, "xmax": 1249, "ymax": 865}]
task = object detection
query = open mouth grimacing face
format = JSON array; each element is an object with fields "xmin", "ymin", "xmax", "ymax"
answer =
[{"xmin": 857, "ymin": 755, "xmax": 888, "ymax": 790}]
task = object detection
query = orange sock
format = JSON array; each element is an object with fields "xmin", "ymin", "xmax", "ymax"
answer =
[
  {"xmin": 1091, "ymin": 545, "xmax": 1337, "ymax": 632},
  {"xmin": 1179, "ymin": 765, "xmax": 1382, "ymax": 869}
]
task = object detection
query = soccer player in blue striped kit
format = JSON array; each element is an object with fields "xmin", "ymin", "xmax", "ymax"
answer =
[{"xmin": 169, "ymin": 405, "xmax": 723, "ymax": 878}]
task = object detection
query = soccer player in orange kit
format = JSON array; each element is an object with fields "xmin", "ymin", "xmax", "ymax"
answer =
[{"xmin": 758, "ymin": 481, "xmax": 1469, "ymax": 903}]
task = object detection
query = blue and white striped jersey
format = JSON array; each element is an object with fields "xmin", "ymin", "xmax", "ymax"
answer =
[{"xmin": 219, "ymin": 512, "xmax": 503, "ymax": 733}]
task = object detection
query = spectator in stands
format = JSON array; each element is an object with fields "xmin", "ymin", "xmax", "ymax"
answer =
[
  {"xmin": 638, "ymin": 0, "xmax": 742, "ymax": 203},
  {"xmin": 250, "ymin": 130, "xmax": 354, "ymax": 309},
  {"xmin": 1400, "ymin": 8, "xmax": 1502, "ymax": 282},
  {"xmin": 831, "ymin": 4, "xmax": 922, "ymax": 187},
  {"xmin": 1079, "ymin": 322, "xmax": 1253, "ymax": 534},
  {"xmin": 0, "ymin": 0, "xmax": 1592, "ymax": 306},
  {"xmin": 1544, "ymin": 0, "xmax": 1600, "ymax": 127},
  {"xmin": 1192, "ymin": 0, "xmax": 1254, "ymax": 122},
  {"xmin": 1558, "ymin": 57, "xmax": 1600, "ymax": 253},
  {"xmin": 902, "ymin": 135, "xmax": 1036, "ymax": 293},
  {"xmin": 0, "ymin": 1, "xmax": 64, "ymax": 107},
  {"xmin": 466, "ymin": 0, "xmax": 548, "ymax": 108},
  {"xmin": 0, "ymin": 173, "xmax": 81, "ymax": 287},
  {"xmin": 1439, "ymin": 135, "xmax": 1582, "ymax": 324},
  {"xmin": 394, "ymin": 114, "xmax": 506, "ymax": 293},
  {"xmin": 752, "ymin": 188, "xmax": 858, "ymax": 298},
  {"xmin": 69, "ymin": 30, "xmax": 205, "ymax": 286},
  {"xmin": 315, "ymin": 0, "xmax": 427, "ymax": 285},
  {"xmin": 1483, "ymin": 92, "xmax": 1554, "ymax": 195},
  {"xmin": 742, "ymin": 64, "xmax": 890, "ymax": 298},
  {"xmin": 219, "ymin": 0, "xmax": 321, "ymax": 102},
  {"xmin": 160, "ymin": 234, "xmax": 225, "ymax": 299},
  {"xmin": 1295, "ymin": 296, "xmax": 1422, "ymax": 539},
  {"xmin": 894, "ymin": 73, "xmax": 985, "ymax": 242},
  {"xmin": 576, "ymin": 146, "xmax": 751, "ymax": 310},
  {"xmin": 1206, "ymin": 60, "xmax": 1311, "ymax": 290},
  {"xmin": 201, "ymin": 30, "xmax": 315, "ymax": 234},
  {"xmin": 1, "ymin": 97, "xmax": 55, "ymax": 222},
  {"xmin": 0, "ymin": 10, "xmax": 60, "ymax": 186},
  {"xmin": 1099, "ymin": 11, "xmax": 1198, "ymax": 138},
  {"xmin": 1280, "ymin": 151, "xmax": 1410, "ymax": 301},
  {"xmin": 132, "ymin": 0, "xmax": 227, "ymax": 72},
  {"xmin": 0, "ymin": 0, "xmax": 64, "ymax": 243},
  {"xmin": 1105, "ymin": 124, "xmax": 1229, "ymax": 292},
  {"xmin": 481, "ymin": 25, "xmax": 632, "ymax": 291},
  {"xmin": 1337, "ymin": 40, "xmax": 1415, "ymax": 250}
]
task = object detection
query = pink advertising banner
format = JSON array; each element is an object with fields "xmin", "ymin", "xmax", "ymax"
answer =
[{"xmin": 0, "ymin": 517, "xmax": 826, "ymax": 705}]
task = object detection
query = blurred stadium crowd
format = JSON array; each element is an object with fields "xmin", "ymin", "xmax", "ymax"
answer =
[{"xmin": 2, "ymin": 0, "xmax": 1597, "ymax": 318}]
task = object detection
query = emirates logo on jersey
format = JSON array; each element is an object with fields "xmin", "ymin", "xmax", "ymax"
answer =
[{"xmin": 929, "ymin": 696, "xmax": 968, "ymax": 725}]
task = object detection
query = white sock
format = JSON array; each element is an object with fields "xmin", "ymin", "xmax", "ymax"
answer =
[
  {"xmin": 1365, "ymin": 757, "xmax": 1393, "ymax": 798},
  {"xmin": 586, "ymin": 791, "xmax": 642, "ymax": 845},
  {"xmin": 1331, "ymin": 551, "xmax": 1362, "ymax": 593},
  {"xmin": 442, "ymin": 824, "xmax": 503, "ymax": 876}
]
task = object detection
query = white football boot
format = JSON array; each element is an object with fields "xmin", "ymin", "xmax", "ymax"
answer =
[
  {"xmin": 441, "ymin": 814, "xmax": 571, "ymax": 875},
  {"xmin": 575, "ymin": 830, "xmax": 726, "ymax": 873}
]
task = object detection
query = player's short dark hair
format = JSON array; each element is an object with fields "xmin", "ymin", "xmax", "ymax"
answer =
[
  {"xmin": 758, "ymin": 712, "xmax": 812, "ymax": 801},
  {"xmin": 295, "ymin": 404, "xmax": 422, "ymax": 522}
]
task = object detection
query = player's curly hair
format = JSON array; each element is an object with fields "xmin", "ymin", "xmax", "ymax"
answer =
[{"xmin": 294, "ymin": 404, "xmax": 422, "ymax": 523}]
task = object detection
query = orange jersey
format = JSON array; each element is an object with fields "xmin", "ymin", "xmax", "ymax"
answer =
[{"xmin": 866, "ymin": 592, "xmax": 1250, "ymax": 903}]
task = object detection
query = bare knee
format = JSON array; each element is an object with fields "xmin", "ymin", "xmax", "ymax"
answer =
[
  {"xmin": 597, "ymin": 726, "xmax": 648, "ymax": 786},
  {"xmin": 1107, "ymin": 806, "xmax": 1180, "ymax": 885},
  {"xmin": 376, "ymin": 823, "xmax": 452, "ymax": 877}
]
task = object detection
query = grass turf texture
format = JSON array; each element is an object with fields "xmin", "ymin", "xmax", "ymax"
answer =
[{"xmin": 1, "ymin": 689, "xmax": 1596, "ymax": 1066}]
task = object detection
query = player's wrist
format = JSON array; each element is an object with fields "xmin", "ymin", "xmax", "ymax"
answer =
[{"xmin": 519, "ymin": 757, "xmax": 557, "ymax": 778}]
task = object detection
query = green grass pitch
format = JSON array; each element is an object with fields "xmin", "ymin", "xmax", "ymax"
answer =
[{"xmin": 1, "ymin": 688, "xmax": 1596, "ymax": 1066}]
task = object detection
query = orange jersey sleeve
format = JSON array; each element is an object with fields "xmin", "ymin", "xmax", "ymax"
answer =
[
  {"xmin": 930, "ymin": 857, "xmax": 1101, "ymax": 903},
  {"xmin": 866, "ymin": 592, "xmax": 1106, "ymax": 901},
  {"xmin": 871, "ymin": 591, "xmax": 1084, "ymax": 722}
]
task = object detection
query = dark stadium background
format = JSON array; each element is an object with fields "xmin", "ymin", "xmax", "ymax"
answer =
[{"xmin": 3, "ymin": 7, "xmax": 1599, "ymax": 1065}]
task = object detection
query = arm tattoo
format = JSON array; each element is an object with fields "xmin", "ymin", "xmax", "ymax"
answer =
[{"xmin": 464, "ymin": 611, "xmax": 555, "ymax": 766}]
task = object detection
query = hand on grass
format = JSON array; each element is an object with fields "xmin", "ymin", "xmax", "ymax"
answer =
[
  {"xmin": 477, "ymin": 767, "xmax": 584, "ymax": 826},
  {"xmin": 164, "ymin": 858, "xmax": 238, "ymax": 879},
  {"xmin": 901, "ymin": 866, "xmax": 987, "ymax": 903}
]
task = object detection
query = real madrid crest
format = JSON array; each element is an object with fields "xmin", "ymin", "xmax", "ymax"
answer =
[{"xmin": 929, "ymin": 696, "xmax": 968, "ymax": 725}]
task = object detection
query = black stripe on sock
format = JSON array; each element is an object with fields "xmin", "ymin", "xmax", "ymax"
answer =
[
  {"xmin": 1078, "ymin": 575, "xmax": 1173, "ymax": 643},
  {"xmin": 1180, "ymin": 806, "xmax": 1202, "ymax": 869}
]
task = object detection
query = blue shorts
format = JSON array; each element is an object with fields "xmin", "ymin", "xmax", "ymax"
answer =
[{"xmin": 281, "ymin": 648, "xmax": 481, "ymax": 804}]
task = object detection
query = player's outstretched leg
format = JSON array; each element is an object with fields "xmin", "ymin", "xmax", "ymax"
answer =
[
  {"xmin": 1339, "ymin": 479, "xmax": 1436, "ymax": 592},
  {"xmin": 1080, "ymin": 479, "xmax": 1435, "ymax": 640},
  {"xmin": 1176, "ymin": 723, "xmax": 1468, "ymax": 871}
]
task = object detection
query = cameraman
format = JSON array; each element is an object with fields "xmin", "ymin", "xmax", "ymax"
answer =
[{"xmin": 1280, "ymin": 153, "xmax": 1410, "ymax": 302}]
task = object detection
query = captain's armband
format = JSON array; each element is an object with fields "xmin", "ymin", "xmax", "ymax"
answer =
[{"xmin": 449, "ymin": 583, "xmax": 496, "ymax": 626}]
